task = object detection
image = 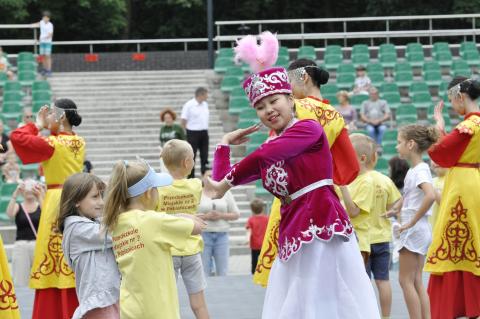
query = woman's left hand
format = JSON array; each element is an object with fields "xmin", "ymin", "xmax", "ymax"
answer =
[
  {"xmin": 203, "ymin": 177, "xmax": 230, "ymax": 199},
  {"xmin": 221, "ymin": 124, "xmax": 261, "ymax": 145}
]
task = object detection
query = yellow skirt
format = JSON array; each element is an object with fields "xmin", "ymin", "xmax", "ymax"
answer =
[
  {"xmin": 425, "ymin": 167, "xmax": 480, "ymax": 275},
  {"xmin": 0, "ymin": 235, "xmax": 20, "ymax": 319},
  {"xmin": 29, "ymin": 189, "xmax": 76, "ymax": 289}
]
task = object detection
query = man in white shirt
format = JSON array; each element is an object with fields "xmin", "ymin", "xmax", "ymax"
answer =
[
  {"xmin": 34, "ymin": 11, "xmax": 54, "ymax": 77},
  {"xmin": 181, "ymin": 87, "xmax": 210, "ymax": 178}
]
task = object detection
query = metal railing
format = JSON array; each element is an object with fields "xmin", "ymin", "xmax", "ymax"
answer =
[{"xmin": 215, "ymin": 14, "xmax": 480, "ymax": 48}]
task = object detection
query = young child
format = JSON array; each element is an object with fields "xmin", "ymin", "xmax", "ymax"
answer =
[
  {"xmin": 156, "ymin": 139, "xmax": 210, "ymax": 319},
  {"xmin": 429, "ymin": 160, "xmax": 447, "ymax": 229},
  {"xmin": 391, "ymin": 124, "xmax": 437, "ymax": 319},
  {"xmin": 339, "ymin": 133, "xmax": 376, "ymax": 266},
  {"xmin": 246, "ymin": 198, "xmax": 269, "ymax": 275},
  {"xmin": 353, "ymin": 65, "xmax": 372, "ymax": 95},
  {"xmin": 103, "ymin": 160, "xmax": 206, "ymax": 319},
  {"xmin": 367, "ymin": 138, "xmax": 402, "ymax": 319},
  {"xmin": 58, "ymin": 173, "xmax": 120, "ymax": 319}
]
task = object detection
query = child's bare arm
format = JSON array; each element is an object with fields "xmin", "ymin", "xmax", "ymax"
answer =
[
  {"xmin": 399, "ymin": 183, "xmax": 435, "ymax": 233},
  {"xmin": 177, "ymin": 214, "xmax": 206, "ymax": 235},
  {"xmin": 339, "ymin": 186, "xmax": 360, "ymax": 217}
]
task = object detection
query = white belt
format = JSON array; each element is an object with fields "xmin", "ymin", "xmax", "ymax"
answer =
[{"xmin": 282, "ymin": 178, "xmax": 333, "ymax": 205}]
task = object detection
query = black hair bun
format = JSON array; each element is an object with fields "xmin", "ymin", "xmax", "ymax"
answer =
[
  {"xmin": 314, "ymin": 67, "xmax": 329, "ymax": 85},
  {"xmin": 466, "ymin": 80, "xmax": 480, "ymax": 100}
]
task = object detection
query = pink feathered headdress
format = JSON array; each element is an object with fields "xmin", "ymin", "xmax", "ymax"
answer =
[
  {"xmin": 234, "ymin": 31, "xmax": 279, "ymax": 73},
  {"xmin": 234, "ymin": 31, "xmax": 291, "ymax": 107}
]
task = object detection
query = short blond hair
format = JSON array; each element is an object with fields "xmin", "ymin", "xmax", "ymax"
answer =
[
  {"xmin": 349, "ymin": 133, "xmax": 376, "ymax": 165},
  {"xmin": 162, "ymin": 139, "xmax": 193, "ymax": 170},
  {"xmin": 336, "ymin": 90, "xmax": 350, "ymax": 102}
]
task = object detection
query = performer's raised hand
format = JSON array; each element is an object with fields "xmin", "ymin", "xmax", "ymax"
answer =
[
  {"xmin": 433, "ymin": 100, "xmax": 445, "ymax": 133},
  {"xmin": 220, "ymin": 124, "xmax": 261, "ymax": 146},
  {"xmin": 35, "ymin": 105, "xmax": 49, "ymax": 130},
  {"xmin": 203, "ymin": 176, "xmax": 231, "ymax": 199}
]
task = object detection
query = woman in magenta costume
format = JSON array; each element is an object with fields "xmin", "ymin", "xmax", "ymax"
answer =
[{"xmin": 205, "ymin": 32, "xmax": 379, "ymax": 319}]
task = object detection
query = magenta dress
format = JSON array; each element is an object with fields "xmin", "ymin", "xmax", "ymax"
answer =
[{"xmin": 213, "ymin": 119, "xmax": 379, "ymax": 319}]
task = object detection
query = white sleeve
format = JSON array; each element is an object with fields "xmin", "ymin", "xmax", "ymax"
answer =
[
  {"xmin": 181, "ymin": 102, "xmax": 189, "ymax": 120},
  {"xmin": 415, "ymin": 165, "xmax": 433, "ymax": 188}
]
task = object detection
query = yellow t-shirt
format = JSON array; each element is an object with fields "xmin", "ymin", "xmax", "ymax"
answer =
[
  {"xmin": 369, "ymin": 170, "xmax": 402, "ymax": 244},
  {"xmin": 156, "ymin": 178, "xmax": 203, "ymax": 256},
  {"xmin": 347, "ymin": 172, "xmax": 376, "ymax": 253},
  {"xmin": 112, "ymin": 209, "xmax": 193, "ymax": 319},
  {"xmin": 429, "ymin": 175, "xmax": 445, "ymax": 229}
]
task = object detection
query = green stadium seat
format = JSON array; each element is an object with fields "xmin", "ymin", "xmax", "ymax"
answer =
[
  {"xmin": 275, "ymin": 56, "xmax": 290, "ymax": 69},
  {"xmin": 17, "ymin": 61, "xmax": 37, "ymax": 73},
  {"xmin": 351, "ymin": 94, "xmax": 369, "ymax": 110},
  {"xmin": 406, "ymin": 43, "xmax": 423, "ymax": 54},
  {"xmin": 369, "ymin": 72, "xmax": 385, "ymax": 87},
  {"xmin": 32, "ymin": 101, "xmax": 51, "ymax": 113},
  {"xmin": 241, "ymin": 108, "xmax": 257, "ymax": 120},
  {"xmin": 382, "ymin": 130, "xmax": 398, "ymax": 146},
  {"xmin": 297, "ymin": 46, "xmax": 316, "ymax": 60},
  {"xmin": 32, "ymin": 90, "xmax": 52, "ymax": 102},
  {"xmin": 229, "ymin": 96, "xmax": 250, "ymax": 115},
  {"xmin": 3, "ymin": 91, "xmax": 23, "ymax": 103},
  {"xmin": 255, "ymin": 180, "xmax": 270, "ymax": 197},
  {"xmin": 17, "ymin": 52, "xmax": 35, "ymax": 63},
  {"xmin": 337, "ymin": 63, "xmax": 355, "ymax": 75},
  {"xmin": 0, "ymin": 200, "xmax": 11, "ymax": 222},
  {"xmin": 409, "ymin": 82, "xmax": 429, "ymax": 97},
  {"xmin": 279, "ymin": 46, "xmax": 289, "ymax": 59},
  {"xmin": 214, "ymin": 57, "xmax": 234, "ymax": 73},
  {"xmin": 218, "ymin": 48, "xmax": 234, "ymax": 58},
  {"xmin": 412, "ymin": 92, "xmax": 432, "ymax": 109},
  {"xmin": 433, "ymin": 42, "xmax": 450, "ymax": 55},
  {"xmin": 321, "ymin": 83, "xmax": 338, "ymax": 95},
  {"xmin": 336, "ymin": 73, "xmax": 355, "ymax": 90},
  {"xmin": 352, "ymin": 44, "xmax": 369, "ymax": 56},
  {"xmin": 396, "ymin": 115, "xmax": 417, "ymax": 127},
  {"xmin": 379, "ymin": 53, "xmax": 396, "ymax": 68},
  {"xmin": 394, "ymin": 72, "xmax": 414, "ymax": 87},
  {"xmin": 439, "ymin": 81, "xmax": 450, "ymax": 93},
  {"xmin": 423, "ymin": 61, "xmax": 441, "ymax": 73},
  {"xmin": 325, "ymin": 45, "xmax": 342, "ymax": 57},
  {"xmin": 451, "ymin": 59, "xmax": 470, "ymax": 75},
  {"xmin": 382, "ymin": 144, "xmax": 398, "ymax": 160},
  {"xmin": 0, "ymin": 73, "xmax": 7, "ymax": 88},
  {"xmin": 382, "ymin": 92, "xmax": 401, "ymax": 109},
  {"xmin": 395, "ymin": 62, "xmax": 412, "ymax": 73},
  {"xmin": 452, "ymin": 69, "xmax": 472, "ymax": 78},
  {"xmin": 460, "ymin": 41, "xmax": 477, "ymax": 54},
  {"xmin": 367, "ymin": 62, "xmax": 383, "ymax": 74},
  {"xmin": 1, "ymin": 183, "xmax": 18, "ymax": 200},
  {"xmin": 379, "ymin": 43, "xmax": 396, "ymax": 55},
  {"xmin": 324, "ymin": 55, "xmax": 342, "ymax": 71},
  {"xmin": 220, "ymin": 76, "xmax": 241, "ymax": 93},
  {"xmin": 238, "ymin": 118, "xmax": 258, "ymax": 129},
  {"xmin": 4, "ymin": 81, "xmax": 23, "ymax": 92},
  {"xmin": 224, "ymin": 67, "xmax": 244, "ymax": 80},
  {"xmin": 248, "ymin": 132, "xmax": 268, "ymax": 145},
  {"xmin": 322, "ymin": 93, "xmax": 337, "ymax": 104},
  {"xmin": 352, "ymin": 53, "xmax": 370, "ymax": 67},
  {"xmin": 350, "ymin": 129, "xmax": 368, "ymax": 135},
  {"xmin": 375, "ymin": 157, "xmax": 390, "ymax": 175},
  {"xmin": 32, "ymin": 80, "xmax": 51, "ymax": 92},
  {"xmin": 429, "ymin": 113, "xmax": 452, "ymax": 131},
  {"xmin": 435, "ymin": 51, "xmax": 453, "ymax": 67},
  {"xmin": 462, "ymin": 50, "xmax": 480, "ymax": 67},
  {"xmin": 2, "ymin": 102, "xmax": 23, "ymax": 120},
  {"xmin": 424, "ymin": 70, "xmax": 442, "ymax": 87},
  {"xmin": 380, "ymin": 82, "xmax": 399, "ymax": 94},
  {"xmin": 20, "ymin": 163, "xmax": 40, "ymax": 179},
  {"xmin": 230, "ymin": 87, "xmax": 245, "ymax": 98},
  {"xmin": 18, "ymin": 71, "xmax": 36, "ymax": 86},
  {"xmin": 407, "ymin": 52, "xmax": 425, "ymax": 68}
]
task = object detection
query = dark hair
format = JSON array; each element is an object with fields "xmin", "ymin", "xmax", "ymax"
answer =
[
  {"xmin": 42, "ymin": 11, "xmax": 51, "ymax": 18},
  {"xmin": 55, "ymin": 98, "xmax": 82, "ymax": 127},
  {"xmin": 160, "ymin": 108, "xmax": 177, "ymax": 122},
  {"xmin": 448, "ymin": 76, "xmax": 480, "ymax": 100},
  {"xmin": 356, "ymin": 65, "xmax": 366, "ymax": 71},
  {"xmin": 388, "ymin": 156, "xmax": 410, "ymax": 190},
  {"xmin": 287, "ymin": 58, "xmax": 329, "ymax": 87},
  {"xmin": 250, "ymin": 198, "xmax": 265, "ymax": 215},
  {"xmin": 399, "ymin": 124, "xmax": 440, "ymax": 152},
  {"xmin": 195, "ymin": 87, "xmax": 208, "ymax": 97},
  {"xmin": 56, "ymin": 173, "xmax": 105, "ymax": 233}
]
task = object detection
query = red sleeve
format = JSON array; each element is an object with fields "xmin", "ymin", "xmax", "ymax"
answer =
[
  {"xmin": 10, "ymin": 123, "xmax": 54, "ymax": 164},
  {"xmin": 246, "ymin": 218, "xmax": 252, "ymax": 229},
  {"xmin": 428, "ymin": 129, "xmax": 472, "ymax": 168},
  {"xmin": 330, "ymin": 128, "xmax": 360, "ymax": 185}
]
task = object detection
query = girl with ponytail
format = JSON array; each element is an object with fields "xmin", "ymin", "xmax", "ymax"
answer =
[
  {"xmin": 103, "ymin": 160, "xmax": 206, "ymax": 319},
  {"xmin": 10, "ymin": 98, "xmax": 85, "ymax": 319},
  {"xmin": 425, "ymin": 76, "xmax": 480, "ymax": 319}
]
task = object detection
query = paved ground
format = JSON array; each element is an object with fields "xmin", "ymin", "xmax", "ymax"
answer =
[{"xmin": 16, "ymin": 255, "xmax": 426, "ymax": 319}]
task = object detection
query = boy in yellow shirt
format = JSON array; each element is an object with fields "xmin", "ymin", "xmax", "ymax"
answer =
[
  {"xmin": 367, "ymin": 138, "xmax": 402, "ymax": 319},
  {"xmin": 156, "ymin": 139, "xmax": 210, "ymax": 319},
  {"xmin": 339, "ymin": 133, "xmax": 376, "ymax": 266}
]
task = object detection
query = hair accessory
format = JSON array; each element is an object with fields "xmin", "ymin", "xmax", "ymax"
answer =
[
  {"xmin": 234, "ymin": 31, "xmax": 279, "ymax": 73},
  {"xmin": 126, "ymin": 162, "xmax": 173, "ymax": 198}
]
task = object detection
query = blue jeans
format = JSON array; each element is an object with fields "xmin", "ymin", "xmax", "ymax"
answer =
[
  {"xmin": 366, "ymin": 124, "xmax": 387, "ymax": 145},
  {"xmin": 201, "ymin": 232, "xmax": 229, "ymax": 276}
]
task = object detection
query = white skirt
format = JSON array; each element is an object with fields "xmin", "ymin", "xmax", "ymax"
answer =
[
  {"xmin": 398, "ymin": 209, "xmax": 432, "ymax": 255},
  {"xmin": 262, "ymin": 236, "xmax": 380, "ymax": 319}
]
